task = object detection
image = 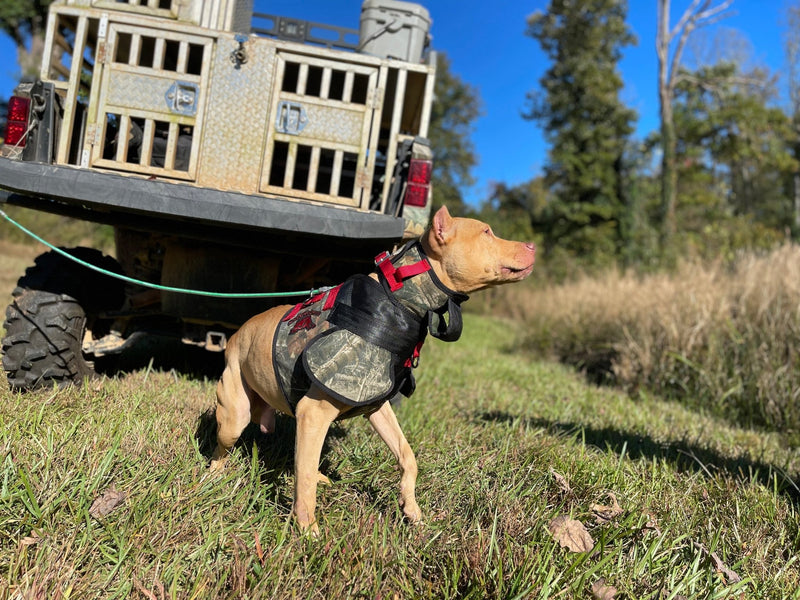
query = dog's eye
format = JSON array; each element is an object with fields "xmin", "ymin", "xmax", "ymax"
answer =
[{"xmin": 484, "ymin": 228, "xmax": 492, "ymax": 236}]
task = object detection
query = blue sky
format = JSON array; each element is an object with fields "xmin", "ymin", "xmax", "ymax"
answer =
[{"xmin": 0, "ymin": 1, "xmax": 791, "ymax": 206}]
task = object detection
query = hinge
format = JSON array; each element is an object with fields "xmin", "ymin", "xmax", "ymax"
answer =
[
  {"xmin": 356, "ymin": 165, "xmax": 370, "ymax": 189},
  {"xmin": 369, "ymin": 88, "xmax": 383, "ymax": 110},
  {"xmin": 96, "ymin": 14, "xmax": 109, "ymax": 63},
  {"xmin": 98, "ymin": 14, "xmax": 109, "ymax": 38},
  {"xmin": 86, "ymin": 124, "xmax": 99, "ymax": 145},
  {"xmin": 96, "ymin": 41, "xmax": 107, "ymax": 64}
]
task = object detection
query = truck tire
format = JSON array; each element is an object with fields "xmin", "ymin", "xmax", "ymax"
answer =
[
  {"xmin": 2, "ymin": 248, "xmax": 124, "ymax": 390},
  {"xmin": 2, "ymin": 290, "xmax": 93, "ymax": 389}
]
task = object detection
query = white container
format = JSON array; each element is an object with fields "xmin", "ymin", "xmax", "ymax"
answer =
[{"xmin": 359, "ymin": 0, "xmax": 431, "ymax": 62}]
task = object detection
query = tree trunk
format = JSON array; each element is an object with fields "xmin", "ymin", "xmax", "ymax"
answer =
[
  {"xmin": 659, "ymin": 88, "xmax": 677, "ymax": 256},
  {"xmin": 794, "ymin": 172, "xmax": 800, "ymax": 239},
  {"xmin": 657, "ymin": 0, "xmax": 677, "ymax": 260},
  {"xmin": 16, "ymin": 34, "xmax": 46, "ymax": 78},
  {"xmin": 655, "ymin": 0, "xmax": 733, "ymax": 261}
]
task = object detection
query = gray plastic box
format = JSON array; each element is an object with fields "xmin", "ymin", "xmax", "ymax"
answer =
[{"xmin": 359, "ymin": 0, "xmax": 431, "ymax": 62}]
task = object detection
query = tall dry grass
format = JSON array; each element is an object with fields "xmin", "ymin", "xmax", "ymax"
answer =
[{"xmin": 493, "ymin": 244, "xmax": 800, "ymax": 432}]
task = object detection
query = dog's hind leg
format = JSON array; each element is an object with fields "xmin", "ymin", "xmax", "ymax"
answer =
[
  {"xmin": 368, "ymin": 401, "xmax": 421, "ymax": 524},
  {"xmin": 292, "ymin": 387, "xmax": 349, "ymax": 534},
  {"xmin": 210, "ymin": 361, "xmax": 253, "ymax": 470}
]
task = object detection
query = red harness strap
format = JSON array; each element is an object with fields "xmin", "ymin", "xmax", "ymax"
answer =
[
  {"xmin": 404, "ymin": 340, "xmax": 424, "ymax": 368},
  {"xmin": 375, "ymin": 251, "xmax": 431, "ymax": 292},
  {"xmin": 282, "ymin": 284, "xmax": 342, "ymax": 322}
]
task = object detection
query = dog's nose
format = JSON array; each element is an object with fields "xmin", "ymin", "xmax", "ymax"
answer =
[{"xmin": 525, "ymin": 242, "xmax": 536, "ymax": 253}]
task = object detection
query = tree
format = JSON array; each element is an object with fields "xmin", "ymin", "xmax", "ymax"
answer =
[
  {"xmin": 0, "ymin": 0, "xmax": 53, "ymax": 79},
  {"xmin": 525, "ymin": 0, "xmax": 637, "ymax": 264},
  {"xmin": 656, "ymin": 0, "xmax": 733, "ymax": 257},
  {"xmin": 670, "ymin": 62, "xmax": 795, "ymax": 251},
  {"xmin": 427, "ymin": 52, "xmax": 482, "ymax": 216},
  {"xmin": 783, "ymin": 2, "xmax": 800, "ymax": 237},
  {"xmin": 481, "ymin": 178, "xmax": 547, "ymax": 242}
]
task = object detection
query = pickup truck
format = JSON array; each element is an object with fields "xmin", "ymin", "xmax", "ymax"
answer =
[{"xmin": 0, "ymin": 0, "xmax": 436, "ymax": 389}]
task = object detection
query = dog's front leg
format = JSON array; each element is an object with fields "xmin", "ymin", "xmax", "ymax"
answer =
[
  {"xmin": 368, "ymin": 401, "xmax": 421, "ymax": 524},
  {"xmin": 293, "ymin": 387, "xmax": 348, "ymax": 534}
]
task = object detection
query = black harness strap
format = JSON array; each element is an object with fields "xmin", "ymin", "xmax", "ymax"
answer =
[
  {"xmin": 328, "ymin": 275, "xmax": 425, "ymax": 358},
  {"xmin": 427, "ymin": 296, "xmax": 464, "ymax": 342}
]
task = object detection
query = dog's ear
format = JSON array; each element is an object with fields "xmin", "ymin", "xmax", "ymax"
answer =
[{"xmin": 432, "ymin": 206, "xmax": 452, "ymax": 245}]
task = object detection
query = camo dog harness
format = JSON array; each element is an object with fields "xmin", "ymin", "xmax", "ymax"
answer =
[{"xmin": 272, "ymin": 242, "xmax": 467, "ymax": 418}]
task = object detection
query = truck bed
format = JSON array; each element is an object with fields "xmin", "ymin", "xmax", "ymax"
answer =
[{"xmin": 0, "ymin": 157, "xmax": 405, "ymax": 257}]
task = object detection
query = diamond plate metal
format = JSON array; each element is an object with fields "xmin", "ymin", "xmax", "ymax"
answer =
[
  {"xmin": 301, "ymin": 104, "xmax": 363, "ymax": 146},
  {"xmin": 196, "ymin": 33, "xmax": 275, "ymax": 192},
  {"xmin": 106, "ymin": 71, "xmax": 196, "ymax": 117}
]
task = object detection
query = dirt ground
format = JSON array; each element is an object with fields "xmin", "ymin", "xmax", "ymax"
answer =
[{"xmin": 0, "ymin": 239, "xmax": 42, "ymax": 305}]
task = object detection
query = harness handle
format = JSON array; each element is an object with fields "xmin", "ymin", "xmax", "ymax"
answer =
[{"xmin": 374, "ymin": 249, "xmax": 431, "ymax": 292}]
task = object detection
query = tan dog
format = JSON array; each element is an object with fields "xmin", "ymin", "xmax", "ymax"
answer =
[{"xmin": 210, "ymin": 206, "xmax": 535, "ymax": 533}]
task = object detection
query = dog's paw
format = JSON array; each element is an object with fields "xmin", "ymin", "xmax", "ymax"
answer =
[
  {"xmin": 295, "ymin": 518, "xmax": 321, "ymax": 537},
  {"xmin": 402, "ymin": 502, "xmax": 422, "ymax": 524},
  {"xmin": 317, "ymin": 472, "xmax": 331, "ymax": 486},
  {"xmin": 209, "ymin": 458, "xmax": 227, "ymax": 473}
]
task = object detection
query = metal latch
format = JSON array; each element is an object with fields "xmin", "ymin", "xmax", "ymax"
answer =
[
  {"xmin": 165, "ymin": 81, "xmax": 199, "ymax": 116},
  {"xmin": 275, "ymin": 101, "xmax": 308, "ymax": 135}
]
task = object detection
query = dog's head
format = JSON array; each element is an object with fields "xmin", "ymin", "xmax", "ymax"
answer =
[{"xmin": 421, "ymin": 206, "xmax": 536, "ymax": 294}]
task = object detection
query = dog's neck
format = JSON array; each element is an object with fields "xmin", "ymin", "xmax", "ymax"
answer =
[
  {"xmin": 419, "ymin": 232, "xmax": 456, "ymax": 294},
  {"xmin": 383, "ymin": 242, "xmax": 468, "ymax": 343}
]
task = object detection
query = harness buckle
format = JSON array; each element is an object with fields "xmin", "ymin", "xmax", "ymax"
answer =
[{"xmin": 374, "ymin": 251, "xmax": 392, "ymax": 266}]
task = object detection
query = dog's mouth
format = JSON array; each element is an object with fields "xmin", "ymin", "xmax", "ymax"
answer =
[{"xmin": 501, "ymin": 263, "xmax": 535, "ymax": 278}]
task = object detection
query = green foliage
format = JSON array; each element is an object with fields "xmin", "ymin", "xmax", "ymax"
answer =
[
  {"xmin": 672, "ymin": 62, "xmax": 798, "ymax": 236},
  {"xmin": 480, "ymin": 179, "xmax": 545, "ymax": 242},
  {"xmin": 0, "ymin": 0, "xmax": 49, "ymax": 45},
  {"xmin": 525, "ymin": 0, "xmax": 637, "ymax": 264},
  {"xmin": 427, "ymin": 52, "xmax": 482, "ymax": 217},
  {"xmin": 0, "ymin": 205, "xmax": 115, "ymax": 254},
  {"xmin": 0, "ymin": 0, "xmax": 52, "ymax": 76}
]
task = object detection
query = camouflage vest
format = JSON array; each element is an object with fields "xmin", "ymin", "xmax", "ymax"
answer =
[{"xmin": 272, "ymin": 242, "xmax": 468, "ymax": 418}]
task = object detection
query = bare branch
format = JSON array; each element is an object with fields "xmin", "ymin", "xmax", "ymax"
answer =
[
  {"xmin": 669, "ymin": 20, "xmax": 696, "ymax": 93},
  {"xmin": 695, "ymin": 0, "xmax": 735, "ymax": 23},
  {"xmin": 670, "ymin": 0, "xmax": 706, "ymax": 41}
]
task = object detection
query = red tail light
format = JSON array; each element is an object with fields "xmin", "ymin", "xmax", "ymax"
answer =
[
  {"xmin": 408, "ymin": 159, "xmax": 432, "ymax": 184},
  {"xmin": 403, "ymin": 158, "xmax": 432, "ymax": 207},
  {"xmin": 4, "ymin": 96, "xmax": 31, "ymax": 146}
]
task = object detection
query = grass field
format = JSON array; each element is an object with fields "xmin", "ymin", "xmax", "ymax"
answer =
[
  {"xmin": 496, "ymin": 244, "xmax": 800, "ymax": 435},
  {"xmin": 1, "ymin": 301, "xmax": 799, "ymax": 598}
]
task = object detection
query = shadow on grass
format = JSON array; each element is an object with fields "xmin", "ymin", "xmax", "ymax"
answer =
[
  {"xmin": 95, "ymin": 334, "xmax": 226, "ymax": 381},
  {"xmin": 193, "ymin": 407, "xmax": 348, "ymax": 489},
  {"xmin": 477, "ymin": 410, "xmax": 800, "ymax": 505}
]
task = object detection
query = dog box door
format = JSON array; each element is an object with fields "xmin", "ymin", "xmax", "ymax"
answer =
[
  {"xmin": 260, "ymin": 52, "xmax": 384, "ymax": 209},
  {"xmin": 88, "ymin": 23, "xmax": 212, "ymax": 180}
]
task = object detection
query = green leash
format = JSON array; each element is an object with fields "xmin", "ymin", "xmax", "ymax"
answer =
[{"xmin": 0, "ymin": 208, "xmax": 321, "ymax": 298}]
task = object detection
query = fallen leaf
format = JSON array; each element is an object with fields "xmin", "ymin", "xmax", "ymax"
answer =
[
  {"xmin": 550, "ymin": 469, "xmax": 572, "ymax": 494},
  {"xmin": 591, "ymin": 578, "xmax": 617, "ymax": 600},
  {"xmin": 132, "ymin": 578, "xmax": 158, "ymax": 600},
  {"xmin": 548, "ymin": 515, "xmax": 594, "ymax": 553},
  {"xmin": 643, "ymin": 512, "xmax": 662, "ymax": 536},
  {"xmin": 89, "ymin": 489, "xmax": 128, "ymax": 519},
  {"xmin": 254, "ymin": 531, "xmax": 265, "ymax": 567},
  {"xmin": 591, "ymin": 492, "xmax": 623, "ymax": 524},
  {"xmin": 20, "ymin": 530, "xmax": 42, "ymax": 546},
  {"xmin": 692, "ymin": 541, "xmax": 741, "ymax": 584}
]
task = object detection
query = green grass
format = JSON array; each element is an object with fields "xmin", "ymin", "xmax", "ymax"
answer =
[{"xmin": 1, "ymin": 316, "xmax": 799, "ymax": 598}]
